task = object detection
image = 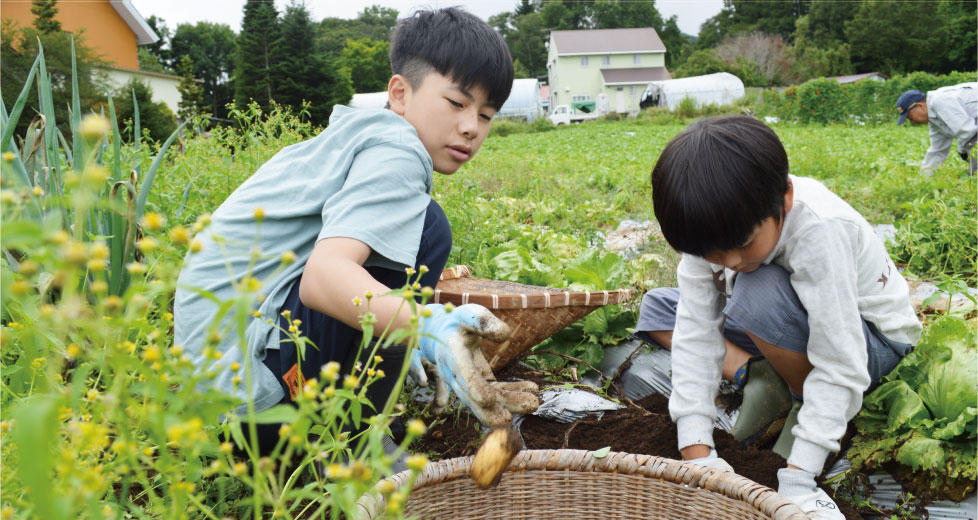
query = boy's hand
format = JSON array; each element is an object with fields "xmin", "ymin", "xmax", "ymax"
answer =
[
  {"xmin": 415, "ymin": 303, "xmax": 539, "ymax": 427},
  {"xmin": 777, "ymin": 468, "xmax": 845, "ymax": 519}
]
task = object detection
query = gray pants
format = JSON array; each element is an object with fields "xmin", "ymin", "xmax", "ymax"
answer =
[{"xmin": 636, "ymin": 264, "xmax": 912, "ymax": 390}]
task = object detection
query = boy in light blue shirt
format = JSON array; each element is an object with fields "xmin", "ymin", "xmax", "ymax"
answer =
[{"xmin": 175, "ymin": 8, "xmax": 538, "ymax": 454}]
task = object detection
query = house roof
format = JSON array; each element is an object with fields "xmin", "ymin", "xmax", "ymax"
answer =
[
  {"xmin": 551, "ymin": 28, "xmax": 665, "ymax": 55},
  {"xmin": 110, "ymin": 0, "xmax": 159, "ymax": 45},
  {"xmin": 601, "ymin": 67, "xmax": 671, "ymax": 85}
]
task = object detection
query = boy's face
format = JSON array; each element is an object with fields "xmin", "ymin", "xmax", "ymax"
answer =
[
  {"xmin": 703, "ymin": 180, "xmax": 794, "ymax": 273},
  {"xmin": 388, "ymin": 72, "xmax": 496, "ymax": 175}
]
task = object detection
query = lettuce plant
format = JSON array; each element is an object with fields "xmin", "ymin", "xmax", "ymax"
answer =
[{"xmin": 849, "ymin": 316, "xmax": 977, "ymax": 501}]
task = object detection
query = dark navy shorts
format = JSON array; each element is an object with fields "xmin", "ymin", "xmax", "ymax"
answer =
[{"xmin": 636, "ymin": 263, "xmax": 913, "ymax": 388}]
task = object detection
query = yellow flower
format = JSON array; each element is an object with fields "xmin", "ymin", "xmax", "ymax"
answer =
[
  {"xmin": 367, "ymin": 369, "xmax": 376, "ymax": 377},
  {"xmin": 136, "ymin": 237, "xmax": 158, "ymax": 253},
  {"xmin": 168, "ymin": 225, "xmax": 190, "ymax": 244},
  {"xmin": 352, "ymin": 296, "xmax": 362, "ymax": 307},
  {"xmin": 141, "ymin": 346, "xmax": 160, "ymax": 362},
  {"xmin": 220, "ymin": 441, "xmax": 233, "ymax": 455},
  {"xmin": 87, "ymin": 258, "xmax": 106, "ymax": 272},
  {"xmin": 374, "ymin": 355, "xmax": 383, "ymax": 364},
  {"xmin": 421, "ymin": 286, "xmax": 434, "ymax": 298},
  {"xmin": 126, "ymin": 262, "xmax": 147, "ymax": 275},
  {"xmin": 406, "ymin": 454, "xmax": 428, "ymax": 471},
  {"xmin": 90, "ymin": 280, "xmax": 108, "ymax": 294},
  {"xmin": 80, "ymin": 114, "xmax": 111, "ymax": 141},
  {"xmin": 323, "ymin": 386, "xmax": 335, "ymax": 398},
  {"xmin": 230, "ymin": 362, "xmax": 240, "ymax": 372},
  {"xmin": 190, "ymin": 240, "xmax": 203, "ymax": 253},
  {"xmin": 253, "ymin": 207, "xmax": 265, "ymax": 222},
  {"xmin": 405, "ymin": 267, "xmax": 416, "ymax": 276},
  {"xmin": 403, "ymin": 289, "xmax": 414, "ymax": 300},
  {"xmin": 2, "ymin": 151, "xmax": 15, "ymax": 162},
  {"xmin": 83, "ymin": 165, "xmax": 108, "ymax": 184},
  {"xmin": 376, "ymin": 369, "xmax": 385, "ymax": 378},
  {"xmin": 231, "ymin": 375, "xmax": 242, "ymax": 386},
  {"xmin": 62, "ymin": 241, "xmax": 87, "ymax": 265},
  {"xmin": 252, "ymin": 310, "xmax": 262, "ymax": 318},
  {"xmin": 343, "ymin": 375, "xmax": 358, "ymax": 389},
  {"xmin": 103, "ymin": 295, "xmax": 123, "ymax": 312},
  {"xmin": 143, "ymin": 446, "xmax": 155, "ymax": 457},
  {"xmin": 232, "ymin": 462, "xmax": 247, "ymax": 476},
  {"xmin": 170, "ymin": 344, "xmax": 184, "ymax": 356},
  {"xmin": 86, "ymin": 388, "xmax": 99, "ymax": 401},
  {"xmin": 141, "ymin": 212, "xmax": 165, "ymax": 231},
  {"xmin": 17, "ymin": 259, "xmax": 39, "ymax": 276},
  {"xmin": 321, "ymin": 361, "xmax": 340, "ymax": 381},
  {"xmin": 407, "ymin": 419, "xmax": 426, "ymax": 436},
  {"xmin": 444, "ymin": 302, "xmax": 455, "ymax": 312},
  {"xmin": 10, "ymin": 279, "xmax": 30, "ymax": 295},
  {"xmin": 32, "ymin": 186, "xmax": 43, "ymax": 196},
  {"xmin": 419, "ymin": 265, "xmax": 429, "ymax": 274},
  {"xmin": 281, "ymin": 250, "xmax": 296, "ymax": 264},
  {"xmin": 65, "ymin": 343, "xmax": 81, "ymax": 360}
]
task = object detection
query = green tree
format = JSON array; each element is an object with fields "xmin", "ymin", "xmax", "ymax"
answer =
[
  {"xmin": 143, "ymin": 15, "xmax": 171, "ymax": 67},
  {"xmin": 176, "ymin": 56, "xmax": 204, "ymax": 120},
  {"xmin": 697, "ymin": 0, "xmax": 807, "ymax": 49},
  {"xmin": 797, "ymin": 0, "xmax": 858, "ymax": 48},
  {"xmin": 1, "ymin": 20, "xmax": 103, "ymax": 139},
  {"xmin": 276, "ymin": 1, "xmax": 352, "ymax": 124},
  {"xmin": 658, "ymin": 16, "xmax": 690, "ymax": 69},
  {"xmin": 590, "ymin": 0, "xmax": 663, "ymax": 30},
  {"xmin": 845, "ymin": 0, "xmax": 941, "ymax": 75},
  {"xmin": 936, "ymin": 0, "xmax": 977, "ymax": 73},
  {"xmin": 234, "ymin": 0, "xmax": 282, "ymax": 111},
  {"xmin": 320, "ymin": 5, "xmax": 398, "ymax": 54},
  {"xmin": 112, "ymin": 80, "xmax": 177, "ymax": 143},
  {"xmin": 138, "ymin": 47, "xmax": 168, "ymax": 73},
  {"xmin": 169, "ymin": 22, "xmax": 237, "ymax": 118},
  {"xmin": 30, "ymin": 0, "xmax": 61, "ymax": 34},
  {"xmin": 341, "ymin": 38, "xmax": 390, "ymax": 93}
]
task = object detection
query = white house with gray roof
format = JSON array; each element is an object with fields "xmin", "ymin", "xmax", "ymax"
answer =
[{"xmin": 546, "ymin": 27, "xmax": 670, "ymax": 115}]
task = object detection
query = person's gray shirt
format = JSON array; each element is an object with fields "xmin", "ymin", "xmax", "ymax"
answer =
[
  {"xmin": 922, "ymin": 82, "xmax": 977, "ymax": 174},
  {"xmin": 174, "ymin": 106, "xmax": 433, "ymax": 413}
]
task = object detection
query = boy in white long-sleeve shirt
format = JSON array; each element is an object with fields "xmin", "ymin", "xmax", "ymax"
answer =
[{"xmin": 635, "ymin": 115, "xmax": 921, "ymax": 519}]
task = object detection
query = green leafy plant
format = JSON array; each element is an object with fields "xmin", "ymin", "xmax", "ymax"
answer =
[{"xmin": 848, "ymin": 316, "xmax": 977, "ymax": 501}]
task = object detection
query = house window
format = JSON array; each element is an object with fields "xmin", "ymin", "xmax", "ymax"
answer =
[
  {"xmin": 571, "ymin": 94, "xmax": 592, "ymax": 102},
  {"xmin": 633, "ymin": 54, "xmax": 641, "ymax": 64},
  {"xmin": 601, "ymin": 55, "xmax": 610, "ymax": 65},
  {"xmin": 581, "ymin": 56, "xmax": 589, "ymax": 66},
  {"xmin": 629, "ymin": 86, "xmax": 638, "ymax": 95},
  {"xmin": 616, "ymin": 87, "xmax": 624, "ymax": 92}
]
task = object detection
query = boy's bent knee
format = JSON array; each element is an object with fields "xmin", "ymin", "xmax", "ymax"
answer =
[{"xmin": 725, "ymin": 264, "xmax": 809, "ymax": 352}]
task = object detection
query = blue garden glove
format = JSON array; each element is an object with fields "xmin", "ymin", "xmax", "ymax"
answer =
[
  {"xmin": 412, "ymin": 303, "xmax": 539, "ymax": 427},
  {"xmin": 686, "ymin": 448, "xmax": 734, "ymax": 473},
  {"xmin": 778, "ymin": 468, "xmax": 845, "ymax": 519}
]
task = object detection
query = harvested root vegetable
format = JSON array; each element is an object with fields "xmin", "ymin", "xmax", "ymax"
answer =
[{"xmin": 469, "ymin": 428, "xmax": 521, "ymax": 489}]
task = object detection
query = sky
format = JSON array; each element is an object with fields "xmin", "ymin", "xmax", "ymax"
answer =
[{"xmin": 129, "ymin": 0, "xmax": 722, "ymax": 37}]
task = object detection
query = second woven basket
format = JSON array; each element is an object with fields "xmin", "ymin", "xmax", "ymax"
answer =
[{"xmin": 433, "ymin": 266, "xmax": 635, "ymax": 371}]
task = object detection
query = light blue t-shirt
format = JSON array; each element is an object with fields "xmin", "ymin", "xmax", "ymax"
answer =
[{"xmin": 174, "ymin": 106, "xmax": 434, "ymax": 412}]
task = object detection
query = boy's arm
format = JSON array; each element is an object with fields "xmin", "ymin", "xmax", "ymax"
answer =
[
  {"xmin": 786, "ymin": 220, "xmax": 871, "ymax": 474},
  {"xmin": 670, "ymin": 255, "xmax": 728, "ymax": 454},
  {"xmin": 299, "ymin": 237, "xmax": 414, "ymax": 334}
]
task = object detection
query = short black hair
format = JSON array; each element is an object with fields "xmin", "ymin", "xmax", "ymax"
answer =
[
  {"xmin": 651, "ymin": 115, "xmax": 790, "ymax": 257},
  {"xmin": 389, "ymin": 7, "xmax": 513, "ymax": 110}
]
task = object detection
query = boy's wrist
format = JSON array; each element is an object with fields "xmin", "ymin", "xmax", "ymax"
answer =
[{"xmin": 681, "ymin": 444, "xmax": 711, "ymax": 460}]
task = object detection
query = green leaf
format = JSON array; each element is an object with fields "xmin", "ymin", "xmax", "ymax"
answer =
[
  {"xmin": 895, "ymin": 434, "xmax": 944, "ymax": 471},
  {"xmin": 12, "ymin": 395, "xmax": 70, "ymax": 520},
  {"xmin": 248, "ymin": 404, "xmax": 300, "ymax": 424},
  {"xmin": 593, "ymin": 446, "xmax": 611, "ymax": 458},
  {"xmin": 858, "ymin": 380, "xmax": 931, "ymax": 432}
]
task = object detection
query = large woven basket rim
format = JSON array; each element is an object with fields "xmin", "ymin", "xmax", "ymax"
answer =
[
  {"xmin": 435, "ymin": 265, "xmax": 635, "ymax": 310},
  {"xmin": 357, "ymin": 449, "xmax": 809, "ymax": 519}
]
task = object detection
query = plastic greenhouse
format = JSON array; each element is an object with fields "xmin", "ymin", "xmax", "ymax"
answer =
[
  {"xmin": 497, "ymin": 79, "xmax": 544, "ymax": 122},
  {"xmin": 349, "ymin": 92, "xmax": 389, "ymax": 110},
  {"xmin": 640, "ymin": 72, "xmax": 745, "ymax": 110}
]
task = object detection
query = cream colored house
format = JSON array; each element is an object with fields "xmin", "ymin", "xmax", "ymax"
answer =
[{"xmin": 546, "ymin": 28, "xmax": 670, "ymax": 115}]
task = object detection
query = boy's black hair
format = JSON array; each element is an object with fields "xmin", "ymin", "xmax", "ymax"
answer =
[
  {"xmin": 389, "ymin": 7, "xmax": 513, "ymax": 110},
  {"xmin": 651, "ymin": 115, "xmax": 790, "ymax": 257}
]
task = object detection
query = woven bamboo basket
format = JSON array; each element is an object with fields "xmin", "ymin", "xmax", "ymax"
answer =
[
  {"xmin": 357, "ymin": 449, "xmax": 808, "ymax": 519},
  {"xmin": 434, "ymin": 266, "xmax": 635, "ymax": 371}
]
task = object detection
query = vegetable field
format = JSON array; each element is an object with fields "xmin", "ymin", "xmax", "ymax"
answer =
[{"xmin": 1, "ymin": 54, "xmax": 976, "ymax": 518}]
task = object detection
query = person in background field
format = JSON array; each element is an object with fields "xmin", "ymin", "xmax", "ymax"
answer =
[
  {"xmin": 173, "ymin": 7, "xmax": 537, "ymax": 459},
  {"xmin": 635, "ymin": 116, "xmax": 921, "ymax": 519},
  {"xmin": 896, "ymin": 83, "xmax": 977, "ymax": 175}
]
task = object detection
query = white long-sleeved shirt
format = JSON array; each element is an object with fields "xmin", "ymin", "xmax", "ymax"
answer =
[
  {"xmin": 921, "ymin": 82, "xmax": 977, "ymax": 174},
  {"xmin": 669, "ymin": 175, "xmax": 922, "ymax": 474}
]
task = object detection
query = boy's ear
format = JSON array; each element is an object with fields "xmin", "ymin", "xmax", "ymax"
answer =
[
  {"xmin": 388, "ymin": 74, "xmax": 410, "ymax": 116},
  {"xmin": 783, "ymin": 178, "xmax": 794, "ymax": 213}
]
